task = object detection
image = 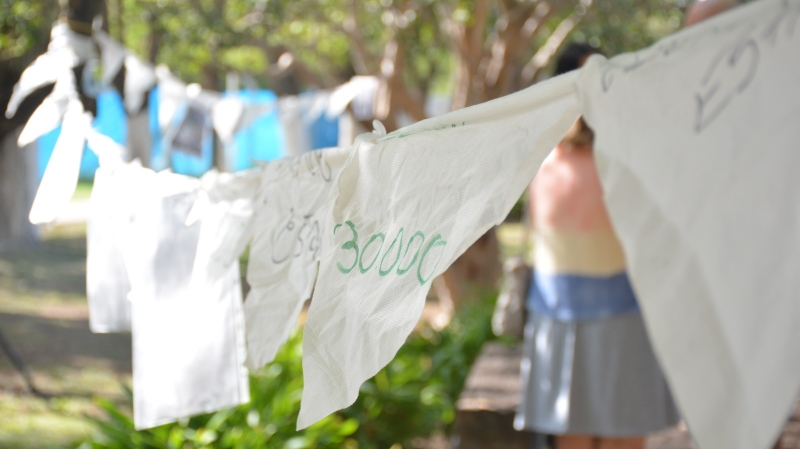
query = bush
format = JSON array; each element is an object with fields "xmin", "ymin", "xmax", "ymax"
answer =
[{"xmin": 79, "ymin": 298, "xmax": 496, "ymax": 449}]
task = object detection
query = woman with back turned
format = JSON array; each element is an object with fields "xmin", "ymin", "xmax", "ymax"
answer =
[{"xmin": 515, "ymin": 43, "xmax": 680, "ymax": 449}]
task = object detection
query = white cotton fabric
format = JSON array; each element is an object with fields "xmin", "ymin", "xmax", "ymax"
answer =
[
  {"xmin": 93, "ymin": 30, "xmax": 156, "ymax": 115},
  {"xmin": 244, "ymin": 147, "xmax": 352, "ymax": 370},
  {"xmin": 298, "ymin": 73, "xmax": 581, "ymax": 428},
  {"xmin": 119, "ymin": 169, "xmax": 249, "ymax": 430},
  {"xmin": 5, "ymin": 22, "xmax": 94, "ymax": 120},
  {"xmin": 28, "ymin": 99, "xmax": 91, "ymax": 225},
  {"xmin": 190, "ymin": 168, "xmax": 261, "ymax": 288},
  {"xmin": 278, "ymin": 96, "xmax": 313, "ymax": 156},
  {"xmin": 577, "ymin": 2, "xmax": 800, "ymax": 449},
  {"xmin": 85, "ymin": 134, "xmax": 133, "ymax": 333}
]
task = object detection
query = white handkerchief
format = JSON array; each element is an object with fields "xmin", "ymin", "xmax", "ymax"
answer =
[
  {"xmin": 298, "ymin": 73, "xmax": 580, "ymax": 428},
  {"xmin": 577, "ymin": 1, "xmax": 800, "ymax": 448},
  {"xmin": 120, "ymin": 169, "xmax": 249, "ymax": 430},
  {"xmin": 244, "ymin": 147, "xmax": 352, "ymax": 370}
]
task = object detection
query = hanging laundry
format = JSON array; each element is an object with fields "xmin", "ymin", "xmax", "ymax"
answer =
[
  {"xmin": 170, "ymin": 102, "xmax": 209, "ymax": 157},
  {"xmin": 575, "ymin": 2, "xmax": 800, "ymax": 449},
  {"xmin": 92, "ymin": 30, "xmax": 157, "ymax": 116},
  {"xmin": 5, "ymin": 22, "xmax": 95, "ymax": 121},
  {"xmin": 328, "ymin": 76, "xmax": 378, "ymax": 121},
  {"xmin": 116, "ymin": 166, "xmax": 249, "ymax": 430},
  {"xmin": 85, "ymin": 135, "xmax": 133, "ymax": 334},
  {"xmin": 35, "ymin": 90, "xmax": 129, "ymax": 182},
  {"xmin": 28, "ymin": 96, "xmax": 92, "ymax": 224},
  {"xmin": 330, "ymin": 77, "xmax": 378, "ymax": 147},
  {"xmin": 80, "ymin": 90, "xmax": 127, "ymax": 179},
  {"xmin": 213, "ymin": 90, "xmax": 282, "ymax": 171},
  {"xmin": 278, "ymin": 96, "xmax": 313, "ymax": 157},
  {"xmin": 244, "ymin": 146, "xmax": 351, "ymax": 370},
  {"xmin": 185, "ymin": 146, "xmax": 351, "ymax": 370},
  {"xmin": 189, "ymin": 167, "xmax": 262, "ymax": 288},
  {"xmin": 305, "ymin": 92, "xmax": 339, "ymax": 149},
  {"xmin": 163, "ymin": 87, "xmax": 218, "ymax": 176},
  {"xmin": 298, "ymin": 73, "xmax": 581, "ymax": 429}
]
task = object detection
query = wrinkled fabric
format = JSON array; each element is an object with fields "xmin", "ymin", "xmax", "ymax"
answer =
[
  {"xmin": 299, "ymin": 72, "xmax": 581, "ymax": 428},
  {"xmin": 119, "ymin": 169, "xmax": 249, "ymax": 430},
  {"xmin": 28, "ymin": 99, "xmax": 92, "ymax": 224},
  {"xmin": 85, "ymin": 136, "xmax": 133, "ymax": 333},
  {"xmin": 190, "ymin": 168, "xmax": 261, "ymax": 288},
  {"xmin": 577, "ymin": 1, "xmax": 800, "ymax": 448},
  {"xmin": 245, "ymin": 147, "xmax": 352, "ymax": 370}
]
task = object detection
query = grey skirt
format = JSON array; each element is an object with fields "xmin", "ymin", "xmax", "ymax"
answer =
[{"xmin": 514, "ymin": 312, "xmax": 680, "ymax": 437}]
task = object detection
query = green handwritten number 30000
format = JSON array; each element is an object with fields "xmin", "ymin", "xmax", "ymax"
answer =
[{"xmin": 333, "ymin": 221, "xmax": 447, "ymax": 286}]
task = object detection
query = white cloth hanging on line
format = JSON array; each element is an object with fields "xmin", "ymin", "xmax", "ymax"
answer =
[
  {"xmin": 5, "ymin": 22, "xmax": 95, "ymax": 120},
  {"xmin": 244, "ymin": 146, "xmax": 352, "ymax": 370},
  {"xmin": 577, "ymin": 1, "xmax": 800, "ymax": 449},
  {"xmin": 277, "ymin": 96, "xmax": 313, "ymax": 156},
  {"xmin": 185, "ymin": 146, "xmax": 353, "ymax": 371},
  {"xmin": 298, "ymin": 72, "xmax": 581, "ymax": 429},
  {"xmin": 115, "ymin": 167, "xmax": 249, "ymax": 430},
  {"xmin": 27, "ymin": 96, "xmax": 92, "ymax": 225},
  {"xmin": 85, "ymin": 130, "xmax": 133, "ymax": 333},
  {"xmin": 92, "ymin": 30, "xmax": 157, "ymax": 115}
]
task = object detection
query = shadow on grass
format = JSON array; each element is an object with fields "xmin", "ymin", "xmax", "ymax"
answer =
[
  {"xmin": 0, "ymin": 227, "xmax": 88, "ymax": 298},
  {"xmin": 0, "ymin": 312, "xmax": 131, "ymax": 376}
]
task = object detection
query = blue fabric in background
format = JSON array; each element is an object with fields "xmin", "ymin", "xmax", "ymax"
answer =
[
  {"xmin": 37, "ymin": 90, "xmax": 127, "ymax": 181},
  {"xmin": 227, "ymin": 90, "xmax": 284, "ymax": 170},
  {"xmin": 36, "ymin": 88, "xmax": 335, "ymax": 180},
  {"xmin": 309, "ymin": 112, "xmax": 339, "ymax": 150},
  {"xmin": 37, "ymin": 126, "xmax": 59, "ymax": 180},
  {"xmin": 148, "ymin": 86, "xmax": 170, "ymax": 172}
]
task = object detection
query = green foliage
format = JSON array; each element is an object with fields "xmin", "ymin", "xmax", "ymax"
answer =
[
  {"xmin": 574, "ymin": 0, "xmax": 687, "ymax": 57},
  {"xmin": 80, "ymin": 299, "xmax": 496, "ymax": 449},
  {"xmin": 0, "ymin": 0, "xmax": 51, "ymax": 61}
]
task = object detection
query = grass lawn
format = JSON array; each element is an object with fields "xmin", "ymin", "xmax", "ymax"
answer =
[
  {"xmin": 72, "ymin": 182, "xmax": 94, "ymax": 201},
  {"xmin": 0, "ymin": 224, "xmax": 130, "ymax": 449}
]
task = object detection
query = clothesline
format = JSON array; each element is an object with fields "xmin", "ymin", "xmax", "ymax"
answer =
[
  {"xmin": 7, "ymin": 1, "xmax": 800, "ymax": 449},
  {"xmin": 9, "ymin": 21, "xmax": 379, "ymax": 200}
]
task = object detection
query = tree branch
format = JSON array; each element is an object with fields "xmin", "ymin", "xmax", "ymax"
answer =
[{"xmin": 521, "ymin": 0, "xmax": 593, "ymax": 84}]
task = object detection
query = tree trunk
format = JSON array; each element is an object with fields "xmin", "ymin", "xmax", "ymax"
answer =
[
  {"xmin": 433, "ymin": 230, "xmax": 502, "ymax": 316},
  {"xmin": 0, "ymin": 128, "xmax": 40, "ymax": 250}
]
